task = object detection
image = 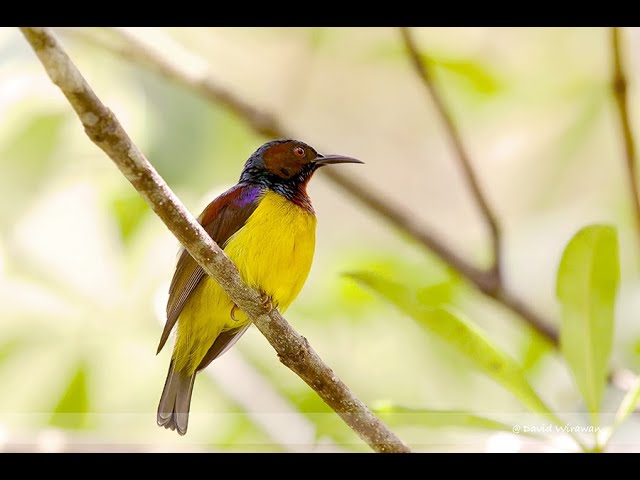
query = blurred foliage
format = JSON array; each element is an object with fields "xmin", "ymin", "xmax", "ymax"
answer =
[
  {"xmin": 110, "ymin": 190, "xmax": 150, "ymax": 244},
  {"xmin": 374, "ymin": 401, "xmax": 528, "ymax": 436},
  {"xmin": 0, "ymin": 111, "xmax": 66, "ymax": 230},
  {"xmin": 613, "ymin": 377, "xmax": 640, "ymax": 436},
  {"xmin": 1, "ymin": 26, "xmax": 640, "ymax": 452},
  {"xmin": 50, "ymin": 362, "xmax": 90, "ymax": 430},
  {"xmin": 348, "ymin": 273, "xmax": 565, "ymax": 428}
]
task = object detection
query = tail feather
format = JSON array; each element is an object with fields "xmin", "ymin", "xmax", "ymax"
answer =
[{"xmin": 157, "ymin": 360, "xmax": 196, "ymax": 436}]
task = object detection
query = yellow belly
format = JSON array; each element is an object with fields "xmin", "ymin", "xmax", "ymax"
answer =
[{"xmin": 174, "ymin": 190, "xmax": 317, "ymax": 373}]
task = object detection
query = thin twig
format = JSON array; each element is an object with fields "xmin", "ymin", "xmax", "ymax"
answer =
[
  {"xmin": 610, "ymin": 27, "xmax": 640, "ymax": 246},
  {"xmin": 56, "ymin": 28, "xmax": 483, "ymax": 283},
  {"xmin": 399, "ymin": 27, "xmax": 502, "ymax": 285},
  {"xmin": 19, "ymin": 26, "xmax": 410, "ymax": 454},
  {"xmin": 47, "ymin": 27, "xmax": 637, "ymax": 400},
  {"xmin": 62, "ymin": 27, "xmax": 557, "ymax": 346}
]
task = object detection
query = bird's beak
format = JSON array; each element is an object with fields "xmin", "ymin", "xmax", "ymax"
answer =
[{"xmin": 314, "ymin": 154, "xmax": 364, "ymax": 167}]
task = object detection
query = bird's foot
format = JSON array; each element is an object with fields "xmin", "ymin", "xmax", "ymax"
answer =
[
  {"xmin": 258, "ymin": 291, "xmax": 274, "ymax": 314},
  {"xmin": 230, "ymin": 304, "xmax": 240, "ymax": 322}
]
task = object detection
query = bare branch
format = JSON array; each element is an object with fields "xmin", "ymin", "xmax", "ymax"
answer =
[
  {"xmin": 63, "ymin": 28, "xmax": 485, "ymax": 275},
  {"xmin": 398, "ymin": 27, "xmax": 502, "ymax": 284},
  {"xmin": 610, "ymin": 27, "xmax": 640, "ymax": 247},
  {"xmin": 78, "ymin": 27, "xmax": 640, "ymax": 394},
  {"xmin": 19, "ymin": 26, "xmax": 410, "ymax": 454},
  {"xmin": 64, "ymin": 27, "xmax": 557, "ymax": 344}
]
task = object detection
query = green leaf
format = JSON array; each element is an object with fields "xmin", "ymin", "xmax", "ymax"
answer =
[
  {"xmin": 0, "ymin": 335, "xmax": 27, "ymax": 366},
  {"xmin": 349, "ymin": 272, "xmax": 564, "ymax": 427},
  {"xmin": 110, "ymin": 189, "xmax": 150, "ymax": 244},
  {"xmin": 428, "ymin": 57, "xmax": 502, "ymax": 95},
  {"xmin": 599, "ymin": 374, "xmax": 640, "ymax": 449},
  {"xmin": 557, "ymin": 225, "xmax": 619, "ymax": 426},
  {"xmin": 0, "ymin": 112, "xmax": 66, "ymax": 229},
  {"xmin": 322, "ymin": 250, "xmax": 458, "ymax": 323},
  {"xmin": 49, "ymin": 363, "xmax": 90, "ymax": 430},
  {"xmin": 363, "ymin": 42, "xmax": 503, "ymax": 95},
  {"xmin": 521, "ymin": 332, "xmax": 553, "ymax": 372},
  {"xmin": 613, "ymin": 375, "xmax": 640, "ymax": 430},
  {"xmin": 1, "ymin": 112, "xmax": 65, "ymax": 171},
  {"xmin": 374, "ymin": 401, "xmax": 529, "ymax": 435},
  {"xmin": 416, "ymin": 280, "xmax": 459, "ymax": 307}
]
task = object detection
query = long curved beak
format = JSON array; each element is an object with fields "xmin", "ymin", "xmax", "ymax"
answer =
[{"xmin": 314, "ymin": 154, "xmax": 364, "ymax": 166}]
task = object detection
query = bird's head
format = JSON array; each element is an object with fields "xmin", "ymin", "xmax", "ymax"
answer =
[{"xmin": 239, "ymin": 139, "xmax": 362, "ymax": 200}]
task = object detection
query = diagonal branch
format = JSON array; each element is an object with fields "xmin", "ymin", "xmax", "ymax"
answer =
[
  {"xmin": 61, "ymin": 28, "xmax": 487, "ymax": 283},
  {"xmin": 610, "ymin": 27, "xmax": 640, "ymax": 246},
  {"xmin": 74, "ymin": 27, "xmax": 640, "ymax": 393},
  {"xmin": 62, "ymin": 27, "xmax": 557, "ymax": 346},
  {"xmin": 19, "ymin": 26, "xmax": 410, "ymax": 454},
  {"xmin": 398, "ymin": 27, "xmax": 502, "ymax": 284}
]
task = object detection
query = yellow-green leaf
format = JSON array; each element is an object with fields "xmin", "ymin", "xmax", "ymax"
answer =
[
  {"xmin": 349, "ymin": 272, "xmax": 564, "ymax": 427},
  {"xmin": 110, "ymin": 189, "xmax": 150, "ymax": 244},
  {"xmin": 599, "ymin": 375, "xmax": 640, "ymax": 448},
  {"xmin": 416, "ymin": 280, "xmax": 459, "ymax": 307},
  {"xmin": 374, "ymin": 402, "xmax": 530, "ymax": 435},
  {"xmin": 613, "ymin": 376, "xmax": 640, "ymax": 430},
  {"xmin": 50, "ymin": 363, "xmax": 89, "ymax": 430},
  {"xmin": 557, "ymin": 225, "xmax": 619, "ymax": 427},
  {"xmin": 521, "ymin": 332, "xmax": 553, "ymax": 372}
]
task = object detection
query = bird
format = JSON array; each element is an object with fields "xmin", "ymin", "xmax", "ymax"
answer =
[{"xmin": 156, "ymin": 138, "xmax": 363, "ymax": 435}]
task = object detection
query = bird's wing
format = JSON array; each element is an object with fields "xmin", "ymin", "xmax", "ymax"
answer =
[
  {"xmin": 157, "ymin": 183, "xmax": 263, "ymax": 354},
  {"xmin": 196, "ymin": 323, "xmax": 252, "ymax": 371}
]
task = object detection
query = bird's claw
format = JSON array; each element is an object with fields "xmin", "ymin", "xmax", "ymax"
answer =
[
  {"xmin": 230, "ymin": 304, "xmax": 240, "ymax": 322},
  {"xmin": 259, "ymin": 291, "xmax": 274, "ymax": 313},
  {"xmin": 231, "ymin": 294, "xmax": 272, "ymax": 320}
]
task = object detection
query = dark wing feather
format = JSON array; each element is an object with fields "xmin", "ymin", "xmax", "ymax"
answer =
[
  {"xmin": 157, "ymin": 183, "xmax": 263, "ymax": 354},
  {"xmin": 158, "ymin": 249, "xmax": 206, "ymax": 354},
  {"xmin": 196, "ymin": 323, "xmax": 251, "ymax": 371}
]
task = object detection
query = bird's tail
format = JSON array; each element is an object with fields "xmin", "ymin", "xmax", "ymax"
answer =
[{"xmin": 157, "ymin": 360, "xmax": 196, "ymax": 436}]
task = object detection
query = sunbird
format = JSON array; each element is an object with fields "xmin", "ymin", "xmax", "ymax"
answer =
[{"xmin": 157, "ymin": 139, "xmax": 363, "ymax": 435}]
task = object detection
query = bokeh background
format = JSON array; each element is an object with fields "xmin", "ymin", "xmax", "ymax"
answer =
[{"xmin": 1, "ymin": 27, "xmax": 639, "ymax": 452}]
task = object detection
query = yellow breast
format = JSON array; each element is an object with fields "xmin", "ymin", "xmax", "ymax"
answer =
[
  {"xmin": 174, "ymin": 190, "xmax": 317, "ymax": 373},
  {"xmin": 225, "ymin": 190, "xmax": 317, "ymax": 312}
]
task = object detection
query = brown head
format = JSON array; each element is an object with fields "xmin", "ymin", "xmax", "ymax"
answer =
[{"xmin": 239, "ymin": 139, "xmax": 362, "ymax": 205}]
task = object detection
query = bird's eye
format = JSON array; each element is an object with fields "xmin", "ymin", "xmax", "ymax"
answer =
[{"xmin": 293, "ymin": 146, "xmax": 305, "ymax": 157}]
